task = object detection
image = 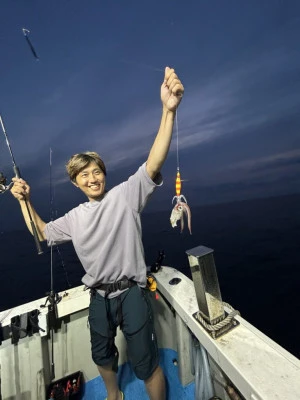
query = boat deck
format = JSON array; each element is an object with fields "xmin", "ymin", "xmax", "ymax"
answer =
[{"xmin": 82, "ymin": 349, "xmax": 195, "ymax": 399}]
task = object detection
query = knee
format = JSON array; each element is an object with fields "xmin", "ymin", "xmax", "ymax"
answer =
[
  {"xmin": 97, "ymin": 362, "xmax": 116, "ymax": 374},
  {"xmin": 134, "ymin": 362, "xmax": 160, "ymax": 381},
  {"xmin": 92, "ymin": 350, "xmax": 119, "ymax": 374},
  {"xmin": 144, "ymin": 365, "xmax": 163, "ymax": 383}
]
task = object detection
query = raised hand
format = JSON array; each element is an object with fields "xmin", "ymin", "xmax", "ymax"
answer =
[{"xmin": 161, "ymin": 67, "xmax": 184, "ymax": 112}]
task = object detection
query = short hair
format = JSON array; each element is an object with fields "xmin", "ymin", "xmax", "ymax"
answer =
[{"xmin": 66, "ymin": 152, "xmax": 107, "ymax": 182}]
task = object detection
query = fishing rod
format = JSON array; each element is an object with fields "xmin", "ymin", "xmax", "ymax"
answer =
[
  {"xmin": 41, "ymin": 148, "xmax": 74, "ymax": 381},
  {"xmin": 0, "ymin": 114, "xmax": 43, "ymax": 254},
  {"xmin": 41, "ymin": 148, "xmax": 60, "ymax": 380},
  {"xmin": 22, "ymin": 28, "xmax": 39, "ymax": 61}
]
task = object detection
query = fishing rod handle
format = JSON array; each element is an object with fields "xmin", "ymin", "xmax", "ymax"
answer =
[
  {"xmin": 30, "ymin": 220, "xmax": 44, "ymax": 255},
  {"xmin": 17, "ymin": 170, "xmax": 44, "ymax": 255},
  {"xmin": 13, "ymin": 165, "xmax": 21, "ymax": 179}
]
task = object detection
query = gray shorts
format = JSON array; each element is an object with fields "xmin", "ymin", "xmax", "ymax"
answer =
[{"xmin": 88, "ymin": 285, "xmax": 159, "ymax": 380}]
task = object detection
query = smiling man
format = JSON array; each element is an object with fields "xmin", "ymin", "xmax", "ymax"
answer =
[
  {"xmin": 10, "ymin": 66, "xmax": 184, "ymax": 400},
  {"xmin": 67, "ymin": 152, "xmax": 107, "ymax": 201}
]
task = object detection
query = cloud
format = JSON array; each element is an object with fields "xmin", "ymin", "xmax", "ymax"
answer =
[
  {"xmin": 54, "ymin": 44, "xmax": 300, "ymax": 177},
  {"xmin": 177, "ymin": 50, "xmax": 300, "ymax": 149},
  {"xmin": 192, "ymin": 149, "xmax": 300, "ymax": 189},
  {"xmin": 7, "ymin": 24, "xmax": 300, "ymax": 198},
  {"xmin": 231, "ymin": 149, "xmax": 300, "ymax": 173}
]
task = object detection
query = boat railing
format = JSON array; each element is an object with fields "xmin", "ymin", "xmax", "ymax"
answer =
[{"xmin": 0, "ymin": 251, "xmax": 300, "ymax": 399}]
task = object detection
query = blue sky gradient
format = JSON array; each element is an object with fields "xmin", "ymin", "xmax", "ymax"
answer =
[{"xmin": 0, "ymin": 0, "xmax": 300, "ymax": 229}]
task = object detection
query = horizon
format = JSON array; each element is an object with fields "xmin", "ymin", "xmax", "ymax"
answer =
[{"xmin": 1, "ymin": 190, "xmax": 299, "ymax": 234}]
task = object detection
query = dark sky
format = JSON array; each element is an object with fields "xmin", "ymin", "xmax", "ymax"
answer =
[{"xmin": 1, "ymin": 0, "xmax": 300, "ymax": 230}]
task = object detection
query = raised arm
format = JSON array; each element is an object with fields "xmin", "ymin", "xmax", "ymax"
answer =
[
  {"xmin": 10, "ymin": 177, "xmax": 47, "ymax": 241},
  {"xmin": 146, "ymin": 67, "xmax": 184, "ymax": 180}
]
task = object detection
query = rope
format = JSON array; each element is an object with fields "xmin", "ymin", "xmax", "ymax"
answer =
[{"xmin": 196, "ymin": 302, "xmax": 240, "ymax": 332}]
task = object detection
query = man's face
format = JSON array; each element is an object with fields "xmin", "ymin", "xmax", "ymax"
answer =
[{"xmin": 74, "ymin": 161, "xmax": 106, "ymax": 201}]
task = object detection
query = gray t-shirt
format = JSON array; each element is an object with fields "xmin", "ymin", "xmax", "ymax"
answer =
[{"xmin": 44, "ymin": 163, "xmax": 162, "ymax": 297}]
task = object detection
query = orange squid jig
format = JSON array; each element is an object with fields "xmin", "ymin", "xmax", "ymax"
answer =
[{"xmin": 170, "ymin": 168, "xmax": 192, "ymax": 234}]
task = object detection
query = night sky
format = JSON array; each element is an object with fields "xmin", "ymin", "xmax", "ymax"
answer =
[{"xmin": 1, "ymin": 0, "xmax": 300, "ymax": 230}]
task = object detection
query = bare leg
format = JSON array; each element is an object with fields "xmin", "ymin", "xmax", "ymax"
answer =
[
  {"xmin": 144, "ymin": 365, "xmax": 166, "ymax": 400},
  {"xmin": 97, "ymin": 364, "xmax": 123, "ymax": 400}
]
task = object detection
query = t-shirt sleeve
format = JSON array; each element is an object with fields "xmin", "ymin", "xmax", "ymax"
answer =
[
  {"xmin": 44, "ymin": 214, "xmax": 72, "ymax": 246},
  {"xmin": 121, "ymin": 162, "xmax": 163, "ymax": 213}
]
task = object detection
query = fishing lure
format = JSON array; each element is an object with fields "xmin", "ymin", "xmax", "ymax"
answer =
[
  {"xmin": 170, "ymin": 169, "xmax": 192, "ymax": 234},
  {"xmin": 22, "ymin": 28, "xmax": 39, "ymax": 60},
  {"xmin": 170, "ymin": 112, "xmax": 192, "ymax": 234}
]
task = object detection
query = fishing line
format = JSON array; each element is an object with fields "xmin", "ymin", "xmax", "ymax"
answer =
[
  {"xmin": 0, "ymin": 115, "xmax": 43, "ymax": 254},
  {"xmin": 49, "ymin": 148, "xmax": 71, "ymax": 289},
  {"xmin": 175, "ymin": 110, "xmax": 180, "ymax": 172},
  {"xmin": 169, "ymin": 108, "xmax": 192, "ymax": 234}
]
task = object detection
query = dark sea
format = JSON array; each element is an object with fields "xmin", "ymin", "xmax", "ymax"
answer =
[{"xmin": 1, "ymin": 193, "xmax": 299, "ymax": 359}]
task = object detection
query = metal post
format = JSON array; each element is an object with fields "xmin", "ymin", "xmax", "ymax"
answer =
[{"xmin": 186, "ymin": 245, "xmax": 224, "ymax": 325}]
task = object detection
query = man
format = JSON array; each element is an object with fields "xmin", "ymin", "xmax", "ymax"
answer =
[{"xmin": 11, "ymin": 66, "xmax": 184, "ymax": 400}]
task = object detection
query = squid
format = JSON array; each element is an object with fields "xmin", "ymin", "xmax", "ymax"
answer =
[{"xmin": 170, "ymin": 170, "xmax": 192, "ymax": 234}]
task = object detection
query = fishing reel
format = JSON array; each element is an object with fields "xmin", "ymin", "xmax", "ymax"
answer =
[
  {"xmin": 0, "ymin": 172, "xmax": 13, "ymax": 194},
  {"xmin": 151, "ymin": 249, "xmax": 165, "ymax": 273}
]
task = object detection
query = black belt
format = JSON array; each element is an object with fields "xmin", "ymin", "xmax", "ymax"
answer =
[{"xmin": 92, "ymin": 277, "xmax": 137, "ymax": 295}]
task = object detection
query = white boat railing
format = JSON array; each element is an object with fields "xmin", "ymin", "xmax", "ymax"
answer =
[
  {"xmin": 155, "ymin": 266, "xmax": 300, "ymax": 400},
  {"xmin": 0, "ymin": 266, "xmax": 299, "ymax": 399}
]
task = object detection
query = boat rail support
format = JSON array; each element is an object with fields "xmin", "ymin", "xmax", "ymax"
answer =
[
  {"xmin": 186, "ymin": 245, "xmax": 238, "ymax": 338},
  {"xmin": 175, "ymin": 314, "xmax": 194, "ymax": 386}
]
